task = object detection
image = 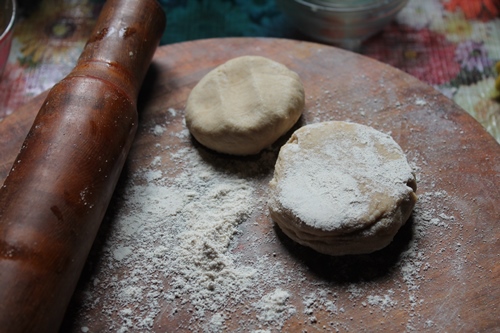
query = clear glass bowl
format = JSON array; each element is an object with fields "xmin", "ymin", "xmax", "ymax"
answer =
[
  {"xmin": 276, "ymin": 0, "xmax": 408, "ymax": 50},
  {"xmin": 0, "ymin": 0, "xmax": 16, "ymax": 78}
]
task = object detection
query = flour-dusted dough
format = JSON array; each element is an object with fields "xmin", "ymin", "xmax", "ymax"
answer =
[
  {"xmin": 268, "ymin": 121, "xmax": 417, "ymax": 256},
  {"xmin": 185, "ymin": 56, "xmax": 305, "ymax": 155}
]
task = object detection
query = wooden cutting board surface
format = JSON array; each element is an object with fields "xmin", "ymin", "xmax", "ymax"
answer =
[{"xmin": 1, "ymin": 38, "xmax": 499, "ymax": 332}]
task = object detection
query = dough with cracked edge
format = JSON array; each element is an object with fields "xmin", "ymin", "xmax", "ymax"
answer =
[
  {"xmin": 268, "ymin": 121, "xmax": 417, "ymax": 256},
  {"xmin": 185, "ymin": 55, "xmax": 304, "ymax": 155}
]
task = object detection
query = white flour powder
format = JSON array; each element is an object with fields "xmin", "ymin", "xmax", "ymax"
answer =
[
  {"xmin": 74, "ymin": 141, "xmax": 296, "ymax": 332},
  {"xmin": 271, "ymin": 121, "xmax": 415, "ymax": 232},
  {"xmin": 69, "ymin": 105, "xmax": 460, "ymax": 332}
]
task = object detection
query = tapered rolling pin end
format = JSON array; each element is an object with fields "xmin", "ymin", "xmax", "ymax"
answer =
[{"xmin": 0, "ymin": 1, "xmax": 165, "ymax": 332}]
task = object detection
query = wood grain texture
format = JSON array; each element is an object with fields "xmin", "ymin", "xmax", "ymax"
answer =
[
  {"xmin": 0, "ymin": 0, "xmax": 165, "ymax": 332},
  {"xmin": 1, "ymin": 38, "xmax": 499, "ymax": 332}
]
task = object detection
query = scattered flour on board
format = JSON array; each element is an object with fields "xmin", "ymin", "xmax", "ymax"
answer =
[
  {"xmin": 252, "ymin": 288, "xmax": 296, "ymax": 326},
  {"xmin": 76, "ymin": 133, "xmax": 294, "ymax": 332},
  {"xmin": 72, "ymin": 108, "xmax": 460, "ymax": 332}
]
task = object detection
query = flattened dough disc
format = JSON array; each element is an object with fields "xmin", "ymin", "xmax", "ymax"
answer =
[
  {"xmin": 185, "ymin": 55, "xmax": 304, "ymax": 155},
  {"xmin": 269, "ymin": 121, "xmax": 417, "ymax": 255}
]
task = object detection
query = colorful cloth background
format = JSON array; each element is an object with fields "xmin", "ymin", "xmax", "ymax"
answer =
[{"xmin": 1, "ymin": 0, "xmax": 499, "ymax": 141}]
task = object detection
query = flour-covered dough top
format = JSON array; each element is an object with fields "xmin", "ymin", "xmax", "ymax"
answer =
[{"xmin": 268, "ymin": 121, "xmax": 417, "ymax": 255}]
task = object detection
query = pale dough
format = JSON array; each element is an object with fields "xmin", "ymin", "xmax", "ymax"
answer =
[
  {"xmin": 268, "ymin": 121, "xmax": 417, "ymax": 256},
  {"xmin": 185, "ymin": 56, "xmax": 304, "ymax": 155}
]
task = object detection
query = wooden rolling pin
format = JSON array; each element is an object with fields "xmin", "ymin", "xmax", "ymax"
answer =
[{"xmin": 0, "ymin": 0, "xmax": 165, "ymax": 332}]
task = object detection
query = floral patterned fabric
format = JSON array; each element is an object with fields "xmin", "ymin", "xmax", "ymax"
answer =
[
  {"xmin": 1, "ymin": 0, "xmax": 499, "ymax": 141},
  {"xmin": 364, "ymin": 0, "xmax": 500, "ymax": 140}
]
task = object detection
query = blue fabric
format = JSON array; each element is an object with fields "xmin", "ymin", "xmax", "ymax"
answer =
[{"xmin": 157, "ymin": 0, "xmax": 297, "ymax": 44}]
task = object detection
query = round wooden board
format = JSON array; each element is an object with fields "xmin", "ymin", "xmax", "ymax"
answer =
[{"xmin": 1, "ymin": 38, "xmax": 499, "ymax": 332}]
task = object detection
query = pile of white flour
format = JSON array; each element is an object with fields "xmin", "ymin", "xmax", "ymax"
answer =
[
  {"xmin": 75, "ymin": 140, "xmax": 298, "ymax": 332},
  {"xmin": 70, "ymin": 107, "xmax": 458, "ymax": 333}
]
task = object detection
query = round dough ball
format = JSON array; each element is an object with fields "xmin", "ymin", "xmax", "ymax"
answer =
[
  {"xmin": 268, "ymin": 121, "xmax": 417, "ymax": 256},
  {"xmin": 185, "ymin": 55, "xmax": 305, "ymax": 155}
]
